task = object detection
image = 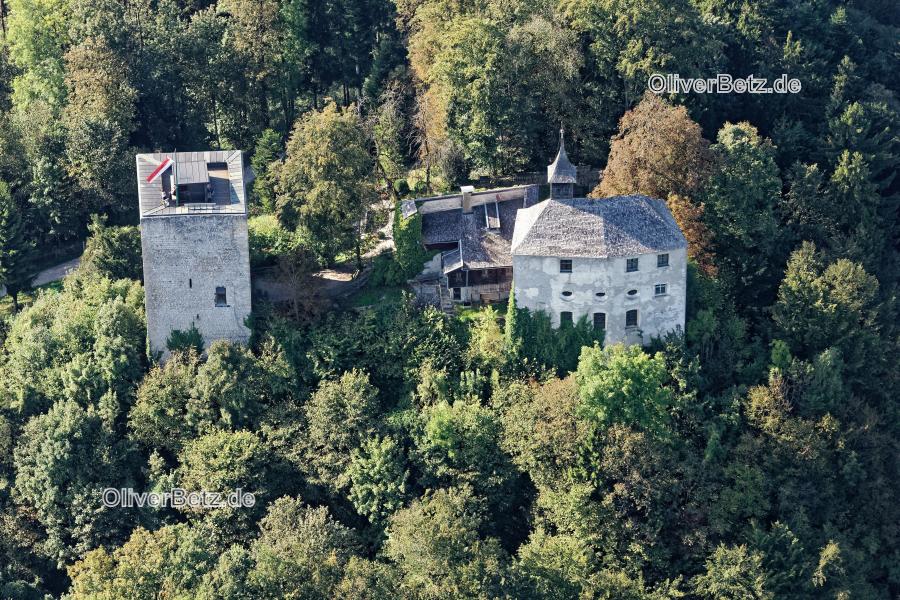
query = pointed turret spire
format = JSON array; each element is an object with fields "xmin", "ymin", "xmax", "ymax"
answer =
[{"xmin": 548, "ymin": 127, "xmax": 576, "ymax": 199}]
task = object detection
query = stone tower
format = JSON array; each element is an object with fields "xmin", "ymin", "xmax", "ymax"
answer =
[
  {"xmin": 547, "ymin": 128, "xmax": 577, "ymax": 200},
  {"xmin": 136, "ymin": 151, "xmax": 252, "ymax": 357}
]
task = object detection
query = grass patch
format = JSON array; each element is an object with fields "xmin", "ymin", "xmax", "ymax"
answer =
[
  {"xmin": 0, "ymin": 280, "xmax": 65, "ymax": 317},
  {"xmin": 348, "ymin": 284, "xmax": 404, "ymax": 308},
  {"xmin": 455, "ymin": 306, "xmax": 486, "ymax": 322}
]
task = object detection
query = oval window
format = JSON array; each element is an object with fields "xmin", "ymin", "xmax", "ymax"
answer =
[
  {"xmin": 561, "ymin": 290, "xmax": 573, "ymax": 297},
  {"xmin": 627, "ymin": 289, "xmax": 638, "ymax": 296},
  {"xmin": 595, "ymin": 292, "xmax": 606, "ymax": 298}
]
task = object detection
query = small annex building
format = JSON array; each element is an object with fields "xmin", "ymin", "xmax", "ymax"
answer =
[{"xmin": 412, "ymin": 184, "xmax": 539, "ymax": 304}]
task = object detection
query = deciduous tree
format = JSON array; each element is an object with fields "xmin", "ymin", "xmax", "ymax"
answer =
[
  {"xmin": 274, "ymin": 102, "xmax": 374, "ymax": 265},
  {"xmin": 575, "ymin": 343, "xmax": 673, "ymax": 437}
]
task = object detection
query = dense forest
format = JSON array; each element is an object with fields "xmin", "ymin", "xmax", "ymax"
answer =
[{"xmin": 0, "ymin": 0, "xmax": 898, "ymax": 598}]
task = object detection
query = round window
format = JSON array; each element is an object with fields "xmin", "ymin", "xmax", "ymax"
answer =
[
  {"xmin": 627, "ymin": 289, "xmax": 638, "ymax": 296},
  {"xmin": 595, "ymin": 292, "xmax": 606, "ymax": 298},
  {"xmin": 561, "ymin": 290, "xmax": 573, "ymax": 297}
]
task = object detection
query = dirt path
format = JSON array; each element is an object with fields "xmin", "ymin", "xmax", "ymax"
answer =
[
  {"xmin": 253, "ymin": 263, "xmax": 369, "ymax": 303},
  {"xmin": 254, "ymin": 200, "xmax": 395, "ymax": 303},
  {"xmin": 0, "ymin": 256, "xmax": 82, "ymax": 298},
  {"xmin": 364, "ymin": 203, "xmax": 395, "ymax": 259},
  {"xmin": 32, "ymin": 257, "xmax": 81, "ymax": 287}
]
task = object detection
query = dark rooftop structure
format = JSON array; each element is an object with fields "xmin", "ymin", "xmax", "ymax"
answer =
[
  {"xmin": 136, "ymin": 151, "xmax": 248, "ymax": 218},
  {"xmin": 511, "ymin": 195, "xmax": 687, "ymax": 258},
  {"xmin": 416, "ymin": 185, "xmax": 539, "ymax": 273}
]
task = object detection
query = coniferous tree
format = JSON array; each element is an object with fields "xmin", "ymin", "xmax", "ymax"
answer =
[{"xmin": 0, "ymin": 180, "xmax": 34, "ymax": 312}]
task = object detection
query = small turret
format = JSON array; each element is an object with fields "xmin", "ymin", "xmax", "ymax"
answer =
[{"xmin": 547, "ymin": 128, "xmax": 576, "ymax": 200}]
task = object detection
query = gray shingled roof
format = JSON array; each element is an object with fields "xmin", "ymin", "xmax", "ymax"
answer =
[
  {"xmin": 421, "ymin": 196, "xmax": 526, "ymax": 270},
  {"xmin": 511, "ymin": 195, "xmax": 686, "ymax": 258},
  {"xmin": 459, "ymin": 200, "xmax": 521, "ymax": 268},
  {"xmin": 422, "ymin": 209, "xmax": 461, "ymax": 245},
  {"xmin": 547, "ymin": 130, "xmax": 577, "ymax": 184}
]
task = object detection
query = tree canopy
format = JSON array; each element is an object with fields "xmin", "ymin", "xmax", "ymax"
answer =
[{"xmin": 0, "ymin": 0, "xmax": 898, "ymax": 597}]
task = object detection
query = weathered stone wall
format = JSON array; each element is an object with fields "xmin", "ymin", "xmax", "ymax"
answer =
[
  {"xmin": 140, "ymin": 213, "xmax": 252, "ymax": 356},
  {"xmin": 512, "ymin": 247, "xmax": 687, "ymax": 345}
]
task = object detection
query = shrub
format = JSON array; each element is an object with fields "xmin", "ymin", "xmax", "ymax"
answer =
[
  {"xmin": 248, "ymin": 215, "xmax": 301, "ymax": 269},
  {"xmin": 393, "ymin": 178, "xmax": 410, "ymax": 198},
  {"xmin": 166, "ymin": 325, "xmax": 204, "ymax": 354}
]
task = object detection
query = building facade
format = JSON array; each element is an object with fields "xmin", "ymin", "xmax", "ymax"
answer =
[
  {"xmin": 136, "ymin": 151, "xmax": 252, "ymax": 356},
  {"xmin": 511, "ymin": 196, "xmax": 687, "ymax": 345}
]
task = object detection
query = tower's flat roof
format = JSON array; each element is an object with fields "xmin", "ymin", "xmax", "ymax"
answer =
[{"xmin": 136, "ymin": 150, "xmax": 247, "ymax": 218}]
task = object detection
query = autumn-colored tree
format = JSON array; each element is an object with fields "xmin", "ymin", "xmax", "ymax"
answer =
[
  {"xmin": 667, "ymin": 193, "xmax": 716, "ymax": 276},
  {"xmin": 595, "ymin": 92, "xmax": 714, "ymax": 200},
  {"xmin": 595, "ymin": 94, "xmax": 717, "ymax": 272}
]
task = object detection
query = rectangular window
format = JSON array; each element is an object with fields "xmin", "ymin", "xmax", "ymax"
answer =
[
  {"xmin": 593, "ymin": 312, "xmax": 606, "ymax": 330},
  {"xmin": 655, "ymin": 283, "xmax": 667, "ymax": 296},
  {"xmin": 452, "ymin": 287, "xmax": 461, "ymax": 300},
  {"xmin": 559, "ymin": 259, "xmax": 573, "ymax": 273},
  {"xmin": 657, "ymin": 253, "xmax": 669, "ymax": 268},
  {"xmin": 215, "ymin": 286, "xmax": 227, "ymax": 307},
  {"xmin": 560, "ymin": 311, "xmax": 573, "ymax": 326},
  {"xmin": 626, "ymin": 258, "xmax": 639, "ymax": 272},
  {"xmin": 626, "ymin": 309, "xmax": 638, "ymax": 328}
]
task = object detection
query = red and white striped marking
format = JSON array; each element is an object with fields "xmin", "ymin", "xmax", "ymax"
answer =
[{"xmin": 146, "ymin": 157, "xmax": 174, "ymax": 183}]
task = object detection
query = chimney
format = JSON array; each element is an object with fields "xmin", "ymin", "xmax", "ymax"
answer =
[{"xmin": 461, "ymin": 185, "xmax": 474, "ymax": 213}]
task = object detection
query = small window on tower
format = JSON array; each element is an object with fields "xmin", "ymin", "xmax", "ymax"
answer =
[{"xmin": 215, "ymin": 286, "xmax": 227, "ymax": 307}]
